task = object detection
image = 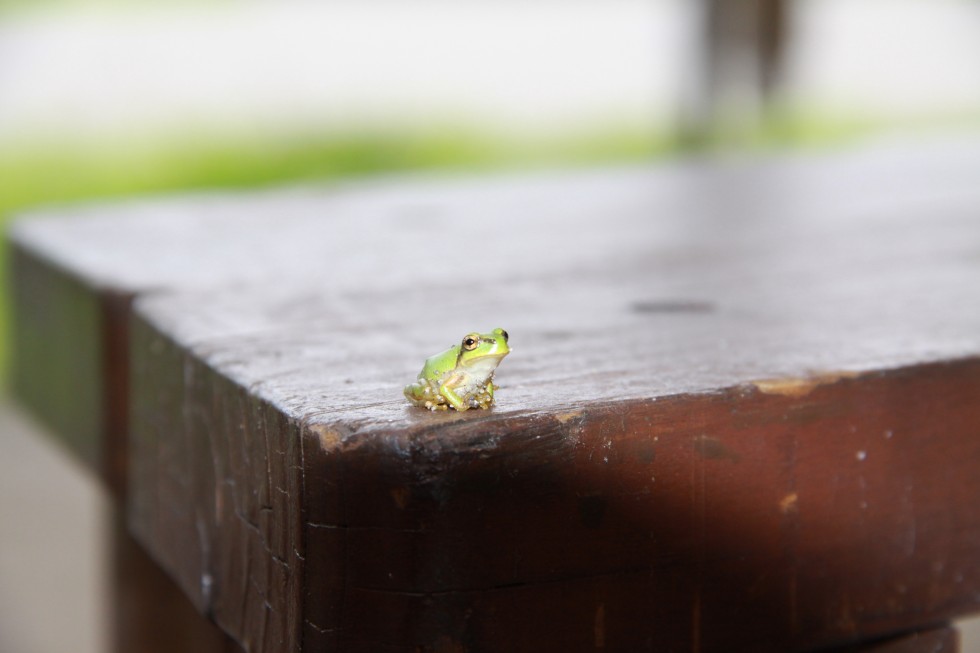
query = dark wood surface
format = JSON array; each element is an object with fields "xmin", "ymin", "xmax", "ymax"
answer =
[
  {"xmin": 110, "ymin": 511, "xmax": 242, "ymax": 653},
  {"xmin": 10, "ymin": 137, "xmax": 980, "ymax": 651},
  {"xmin": 851, "ymin": 625, "xmax": 958, "ymax": 652}
]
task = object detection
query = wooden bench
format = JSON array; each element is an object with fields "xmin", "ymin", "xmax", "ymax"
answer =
[{"xmin": 10, "ymin": 138, "xmax": 980, "ymax": 652}]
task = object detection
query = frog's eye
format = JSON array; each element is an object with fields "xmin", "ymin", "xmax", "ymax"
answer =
[
  {"xmin": 462, "ymin": 335, "xmax": 480, "ymax": 351},
  {"xmin": 499, "ymin": 329, "xmax": 509, "ymax": 342}
]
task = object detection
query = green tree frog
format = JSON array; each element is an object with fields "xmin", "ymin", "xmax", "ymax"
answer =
[{"xmin": 404, "ymin": 328, "xmax": 510, "ymax": 411}]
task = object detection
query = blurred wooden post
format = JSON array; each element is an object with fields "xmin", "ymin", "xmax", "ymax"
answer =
[
  {"xmin": 112, "ymin": 516, "xmax": 242, "ymax": 653},
  {"xmin": 683, "ymin": 0, "xmax": 787, "ymax": 139},
  {"xmin": 9, "ymin": 249, "xmax": 241, "ymax": 652}
]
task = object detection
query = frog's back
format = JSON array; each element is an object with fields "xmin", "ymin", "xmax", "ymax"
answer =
[{"xmin": 421, "ymin": 346, "xmax": 460, "ymax": 378}]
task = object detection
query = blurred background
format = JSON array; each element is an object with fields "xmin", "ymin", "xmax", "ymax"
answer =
[{"xmin": 2, "ymin": 1, "xmax": 980, "ymax": 651}]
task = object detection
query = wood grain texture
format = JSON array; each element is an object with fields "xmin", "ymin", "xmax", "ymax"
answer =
[
  {"xmin": 9, "ymin": 138, "xmax": 980, "ymax": 651},
  {"xmin": 11, "ymin": 137, "xmax": 980, "ymax": 464},
  {"xmin": 129, "ymin": 312, "xmax": 980, "ymax": 651}
]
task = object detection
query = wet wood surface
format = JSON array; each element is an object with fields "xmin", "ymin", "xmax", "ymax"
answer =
[{"xmin": 9, "ymin": 138, "xmax": 980, "ymax": 651}]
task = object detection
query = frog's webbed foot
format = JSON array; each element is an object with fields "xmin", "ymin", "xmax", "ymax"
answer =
[{"xmin": 468, "ymin": 383, "xmax": 496, "ymax": 410}]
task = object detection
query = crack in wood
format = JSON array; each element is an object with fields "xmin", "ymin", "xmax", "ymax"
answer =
[
  {"xmin": 351, "ymin": 565, "xmax": 654, "ymax": 598},
  {"xmin": 305, "ymin": 522, "xmax": 426, "ymax": 534}
]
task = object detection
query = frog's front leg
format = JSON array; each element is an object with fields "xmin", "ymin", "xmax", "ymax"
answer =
[{"xmin": 438, "ymin": 373, "xmax": 468, "ymax": 411}]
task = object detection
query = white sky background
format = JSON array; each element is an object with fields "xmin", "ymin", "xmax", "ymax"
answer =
[
  {"xmin": 0, "ymin": 0, "xmax": 979, "ymax": 142},
  {"xmin": 784, "ymin": 0, "xmax": 980, "ymax": 117}
]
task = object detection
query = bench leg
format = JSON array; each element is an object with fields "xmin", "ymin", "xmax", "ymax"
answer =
[{"xmin": 110, "ymin": 512, "xmax": 242, "ymax": 653}]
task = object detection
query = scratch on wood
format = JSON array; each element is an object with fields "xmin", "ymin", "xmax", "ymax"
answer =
[
  {"xmin": 236, "ymin": 509, "xmax": 262, "ymax": 534},
  {"xmin": 789, "ymin": 567, "xmax": 799, "ymax": 636},
  {"xmin": 780, "ymin": 492, "xmax": 799, "ymax": 514},
  {"xmin": 692, "ymin": 591, "xmax": 701, "ymax": 653},
  {"xmin": 556, "ymin": 409, "xmax": 585, "ymax": 444},
  {"xmin": 691, "ymin": 421, "xmax": 706, "ymax": 653},
  {"xmin": 390, "ymin": 486, "xmax": 411, "ymax": 510},
  {"xmin": 594, "ymin": 603, "xmax": 606, "ymax": 648},
  {"xmin": 261, "ymin": 415, "xmax": 274, "ymax": 511},
  {"xmin": 692, "ymin": 434, "xmax": 740, "ymax": 462},
  {"xmin": 304, "ymin": 618, "xmax": 336, "ymax": 634},
  {"xmin": 237, "ymin": 533, "xmax": 251, "ymax": 636},
  {"xmin": 752, "ymin": 371, "xmax": 859, "ymax": 397},
  {"xmin": 269, "ymin": 552, "xmax": 290, "ymax": 569},
  {"xmin": 836, "ymin": 593, "xmax": 857, "ymax": 634},
  {"xmin": 433, "ymin": 635, "xmax": 466, "ymax": 653},
  {"xmin": 258, "ymin": 594, "xmax": 271, "ymax": 651}
]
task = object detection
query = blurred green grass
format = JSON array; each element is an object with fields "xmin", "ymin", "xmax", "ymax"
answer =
[
  {"xmin": 0, "ymin": 125, "xmax": 676, "ymax": 219},
  {"xmin": 0, "ymin": 125, "xmax": 680, "ymax": 380},
  {"xmin": 0, "ymin": 110, "xmax": 896, "ymax": 227}
]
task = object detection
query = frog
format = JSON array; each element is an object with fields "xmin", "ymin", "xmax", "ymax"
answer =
[{"xmin": 404, "ymin": 328, "xmax": 510, "ymax": 411}]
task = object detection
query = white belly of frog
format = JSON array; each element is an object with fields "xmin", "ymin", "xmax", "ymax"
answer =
[
  {"xmin": 451, "ymin": 370, "xmax": 496, "ymax": 406},
  {"xmin": 455, "ymin": 357, "xmax": 501, "ymax": 390}
]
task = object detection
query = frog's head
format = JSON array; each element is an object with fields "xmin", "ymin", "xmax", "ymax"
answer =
[{"xmin": 457, "ymin": 328, "xmax": 510, "ymax": 369}]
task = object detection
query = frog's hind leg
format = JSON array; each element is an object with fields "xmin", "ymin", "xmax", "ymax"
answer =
[
  {"xmin": 404, "ymin": 381, "xmax": 425, "ymax": 407},
  {"xmin": 406, "ymin": 379, "xmax": 451, "ymax": 411}
]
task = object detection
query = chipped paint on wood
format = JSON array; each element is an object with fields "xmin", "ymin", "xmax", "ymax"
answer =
[
  {"xmin": 752, "ymin": 372, "xmax": 860, "ymax": 398},
  {"xmin": 310, "ymin": 424, "xmax": 343, "ymax": 451},
  {"xmin": 556, "ymin": 410, "xmax": 583, "ymax": 424}
]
